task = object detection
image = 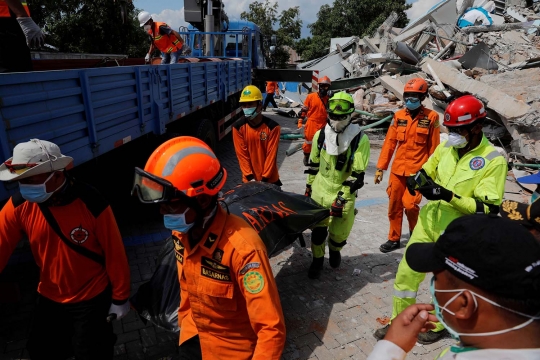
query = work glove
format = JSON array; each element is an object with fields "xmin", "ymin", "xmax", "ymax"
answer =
[
  {"xmin": 406, "ymin": 169, "xmax": 434, "ymax": 196},
  {"xmin": 343, "ymin": 172, "xmax": 365, "ymax": 193},
  {"xmin": 107, "ymin": 301, "xmax": 130, "ymax": 321},
  {"xmin": 305, "ymin": 184, "xmax": 312, "ymax": 197},
  {"xmin": 16, "ymin": 17, "xmax": 45, "ymax": 48},
  {"xmin": 374, "ymin": 169, "xmax": 383, "ymax": 184},
  {"xmin": 417, "ymin": 183, "xmax": 453, "ymax": 202},
  {"xmin": 297, "ymin": 119, "xmax": 303, "ymax": 129},
  {"xmin": 181, "ymin": 44, "xmax": 192, "ymax": 56},
  {"xmin": 145, "ymin": 53, "xmax": 150, "ymax": 63},
  {"xmin": 406, "ymin": 175, "xmax": 418, "ymax": 196},
  {"xmin": 330, "ymin": 192, "xmax": 347, "ymax": 218}
]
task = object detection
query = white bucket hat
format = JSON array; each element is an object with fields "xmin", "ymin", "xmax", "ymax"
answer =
[{"xmin": 0, "ymin": 139, "xmax": 73, "ymax": 182}]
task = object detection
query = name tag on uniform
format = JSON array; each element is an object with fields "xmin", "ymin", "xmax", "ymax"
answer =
[
  {"xmin": 201, "ymin": 257, "xmax": 231, "ymax": 282},
  {"xmin": 397, "ymin": 119, "xmax": 408, "ymax": 127},
  {"xmin": 418, "ymin": 118, "xmax": 430, "ymax": 128}
]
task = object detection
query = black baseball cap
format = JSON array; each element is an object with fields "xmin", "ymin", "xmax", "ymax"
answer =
[
  {"xmin": 406, "ymin": 214, "xmax": 540, "ymax": 300},
  {"xmin": 500, "ymin": 199, "xmax": 540, "ymax": 231}
]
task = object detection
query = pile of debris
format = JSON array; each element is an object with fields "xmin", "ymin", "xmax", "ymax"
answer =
[{"xmin": 291, "ymin": 0, "xmax": 540, "ymax": 161}]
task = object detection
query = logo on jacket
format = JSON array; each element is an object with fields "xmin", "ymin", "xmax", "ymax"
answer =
[
  {"xmin": 70, "ymin": 225, "xmax": 89, "ymax": 244},
  {"xmin": 469, "ymin": 156, "xmax": 485, "ymax": 170},
  {"xmin": 260, "ymin": 131, "xmax": 268, "ymax": 141},
  {"xmin": 213, "ymin": 248, "xmax": 224, "ymax": 262}
]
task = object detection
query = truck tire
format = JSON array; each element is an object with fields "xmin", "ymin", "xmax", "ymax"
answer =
[{"xmin": 195, "ymin": 119, "xmax": 217, "ymax": 151}]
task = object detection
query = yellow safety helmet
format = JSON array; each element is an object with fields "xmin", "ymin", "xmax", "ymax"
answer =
[{"xmin": 239, "ymin": 85, "xmax": 263, "ymax": 102}]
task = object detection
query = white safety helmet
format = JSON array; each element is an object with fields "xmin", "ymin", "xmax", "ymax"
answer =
[{"xmin": 138, "ymin": 11, "xmax": 152, "ymax": 27}]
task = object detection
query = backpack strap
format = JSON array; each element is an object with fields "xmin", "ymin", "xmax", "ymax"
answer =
[{"xmin": 345, "ymin": 131, "xmax": 363, "ymax": 173}]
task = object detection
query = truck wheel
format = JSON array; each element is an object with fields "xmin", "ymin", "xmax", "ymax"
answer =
[{"xmin": 195, "ymin": 119, "xmax": 217, "ymax": 151}]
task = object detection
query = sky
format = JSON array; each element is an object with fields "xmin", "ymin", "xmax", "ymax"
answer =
[{"xmin": 134, "ymin": 0, "xmax": 442, "ymax": 38}]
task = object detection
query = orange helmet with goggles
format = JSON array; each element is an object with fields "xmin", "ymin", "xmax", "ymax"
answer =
[
  {"xmin": 403, "ymin": 78, "xmax": 428, "ymax": 94},
  {"xmin": 132, "ymin": 136, "xmax": 227, "ymax": 203},
  {"xmin": 444, "ymin": 95, "xmax": 487, "ymax": 127}
]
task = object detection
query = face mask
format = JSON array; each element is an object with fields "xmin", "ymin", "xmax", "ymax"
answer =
[
  {"xmin": 319, "ymin": 89, "xmax": 328, "ymax": 97},
  {"xmin": 143, "ymin": 25, "xmax": 151, "ymax": 31},
  {"xmin": 328, "ymin": 116, "xmax": 351, "ymax": 133},
  {"xmin": 243, "ymin": 107, "xmax": 259, "ymax": 120},
  {"xmin": 405, "ymin": 97, "xmax": 421, "ymax": 110},
  {"xmin": 19, "ymin": 172, "xmax": 59, "ymax": 203},
  {"xmin": 532, "ymin": 191, "xmax": 540, "ymax": 204},
  {"xmin": 429, "ymin": 276, "xmax": 539, "ymax": 342},
  {"xmin": 446, "ymin": 133, "xmax": 468, "ymax": 148},
  {"xmin": 164, "ymin": 208, "xmax": 194, "ymax": 233}
]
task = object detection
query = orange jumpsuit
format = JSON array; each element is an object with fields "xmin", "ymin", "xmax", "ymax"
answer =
[
  {"xmin": 174, "ymin": 206, "xmax": 286, "ymax": 360},
  {"xmin": 376, "ymin": 107, "xmax": 440, "ymax": 242},
  {"xmin": 0, "ymin": 181, "xmax": 131, "ymax": 303},
  {"xmin": 299, "ymin": 92, "xmax": 329, "ymax": 154},
  {"xmin": 232, "ymin": 116, "xmax": 281, "ymax": 185}
]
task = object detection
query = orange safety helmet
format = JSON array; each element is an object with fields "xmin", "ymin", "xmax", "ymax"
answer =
[
  {"xmin": 318, "ymin": 76, "xmax": 331, "ymax": 85},
  {"xmin": 132, "ymin": 136, "xmax": 227, "ymax": 204},
  {"xmin": 403, "ymin": 78, "xmax": 428, "ymax": 94},
  {"xmin": 444, "ymin": 95, "xmax": 487, "ymax": 127}
]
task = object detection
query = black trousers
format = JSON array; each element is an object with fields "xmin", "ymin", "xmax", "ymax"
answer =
[
  {"xmin": 262, "ymin": 93, "xmax": 278, "ymax": 110},
  {"xmin": 26, "ymin": 287, "xmax": 116, "ymax": 360},
  {"xmin": 0, "ymin": 16, "xmax": 32, "ymax": 73}
]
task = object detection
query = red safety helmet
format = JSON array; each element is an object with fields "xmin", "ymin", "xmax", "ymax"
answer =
[
  {"xmin": 318, "ymin": 76, "xmax": 331, "ymax": 85},
  {"xmin": 132, "ymin": 136, "xmax": 227, "ymax": 204},
  {"xmin": 403, "ymin": 78, "xmax": 428, "ymax": 94},
  {"xmin": 444, "ymin": 95, "xmax": 487, "ymax": 127}
]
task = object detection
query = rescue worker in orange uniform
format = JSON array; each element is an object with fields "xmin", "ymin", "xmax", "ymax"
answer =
[
  {"xmin": 298, "ymin": 76, "xmax": 332, "ymax": 166},
  {"xmin": 0, "ymin": 0, "xmax": 45, "ymax": 72},
  {"xmin": 374, "ymin": 78, "xmax": 440, "ymax": 253},
  {"xmin": 262, "ymin": 81, "xmax": 280, "ymax": 112},
  {"xmin": 138, "ymin": 11, "xmax": 191, "ymax": 64},
  {"xmin": 0, "ymin": 139, "xmax": 131, "ymax": 359},
  {"xmin": 132, "ymin": 136, "xmax": 286, "ymax": 360},
  {"xmin": 233, "ymin": 85, "xmax": 282, "ymax": 186}
]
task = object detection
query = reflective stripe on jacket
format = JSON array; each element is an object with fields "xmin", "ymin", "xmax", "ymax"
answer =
[
  {"xmin": 148, "ymin": 21, "xmax": 182, "ymax": 53},
  {"xmin": 0, "ymin": 0, "xmax": 30, "ymax": 17}
]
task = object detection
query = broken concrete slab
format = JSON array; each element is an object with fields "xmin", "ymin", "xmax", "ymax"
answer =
[
  {"xmin": 420, "ymin": 58, "xmax": 530, "ymax": 121},
  {"xmin": 392, "ymin": 23, "xmax": 429, "ymax": 43}
]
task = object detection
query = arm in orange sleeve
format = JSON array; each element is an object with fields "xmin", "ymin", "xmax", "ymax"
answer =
[
  {"xmin": 261, "ymin": 125, "xmax": 280, "ymax": 181},
  {"xmin": 427, "ymin": 113, "xmax": 440, "ymax": 156},
  {"xmin": 376, "ymin": 115, "xmax": 399, "ymax": 170},
  {"xmin": 95, "ymin": 206, "xmax": 130, "ymax": 302},
  {"xmin": 0, "ymin": 199, "xmax": 24, "ymax": 273},
  {"xmin": 235, "ymin": 248, "xmax": 286, "ymax": 360},
  {"xmin": 233, "ymin": 126, "xmax": 255, "ymax": 181}
]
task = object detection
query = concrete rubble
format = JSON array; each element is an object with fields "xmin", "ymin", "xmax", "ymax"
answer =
[{"xmin": 284, "ymin": 0, "xmax": 540, "ymax": 161}]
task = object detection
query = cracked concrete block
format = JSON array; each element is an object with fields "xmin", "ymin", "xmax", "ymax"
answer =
[{"xmin": 420, "ymin": 59, "xmax": 530, "ymax": 121}]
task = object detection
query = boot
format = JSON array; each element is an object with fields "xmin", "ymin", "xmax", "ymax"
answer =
[
  {"xmin": 379, "ymin": 240, "xmax": 400, "ymax": 253},
  {"xmin": 329, "ymin": 250, "xmax": 341, "ymax": 268},
  {"xmin": 308, "ymin": 256, "xmax": 324, "ymax": 279},
  {"xmin": 417, "ymin": 329, "xmax": 448, "ymax": 345},
  {"xmin": 373, "ymin": 324, "xmax": 389, "ymax": 340}
]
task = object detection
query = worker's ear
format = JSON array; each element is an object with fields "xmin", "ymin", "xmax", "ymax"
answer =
[{"xmin": 453, "ymin": 290, "xmax": 477, "ymax": 320}]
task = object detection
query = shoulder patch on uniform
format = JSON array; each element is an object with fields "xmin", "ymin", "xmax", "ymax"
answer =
[
  {"xmin": 417, "ymin": 118, "xmax": 430, "ymax": 128},
  {"xmin": 213, "ymin": 248, "xmax": 224, "ymax": 262},
  {"xmin": 397, "ymin": 119, "xmax": 408, "ymax": 127},
  {"xmin": 243, "ymin": 270, "xmax": 265, "ymax": 294},
  {"xmin": 203, "ymin": 233, "xmax": 218, "ymax": 248},
  {"xmin": 260, "ymin": 131, "xmax": 268, "ymax": 141},
  {"xmin": 239, "ymin": 262, "xmax": 260, "ymax": 275},
  {"xmin": 469, "ymin": 156, "xmax": 485, "ymax": 170}
]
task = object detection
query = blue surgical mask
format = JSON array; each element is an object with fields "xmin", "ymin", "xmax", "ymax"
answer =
[
  {"xmin": 404, "ymin": 97, "xmax": 421, "ymax": 110},
  {"xmin": 164, "ymin": 208, "xmax": 194, "ymax": 233},
  {"xmin": 429, "ymin": 276, "xmax": 538, "ymax": 342},
  {"xmin": 242, "ymin": 107, "xmax": 258, "ymax": 119},
  {"xmin": 531, "ymin": 191, "xmax": 540, "ymax": 204},
  {"xmin": 19, "ymin": 172, "xmax": 58, "ymax": 203}
]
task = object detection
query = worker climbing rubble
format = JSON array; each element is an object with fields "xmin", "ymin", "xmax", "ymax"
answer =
[
  {"xmin": 304, "ymin": 91, "xmax": 370, "ymax": 279},
  {"xmin": 298, "ymin": 76, "xmax": 332, "ymax": 166},
  {"xmin": 374, "ymin": 78, "xmax": 440, "ymax": 253},
  {"xmin": 374, "ymin": 95, "xmax": 507, "ymax": 344}
]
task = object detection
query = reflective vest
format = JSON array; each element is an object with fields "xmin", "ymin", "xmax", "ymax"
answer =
[
  {"xmin": 147, "ymin": 21, "xmax": 182, "ymax": 54},
  {"xmin": 0, "ymin": 0, "xmax": 30, "ymax": 17}
]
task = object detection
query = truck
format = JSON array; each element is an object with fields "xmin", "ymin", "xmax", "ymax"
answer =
[{"xmin": 0, "ymin": 2, "xmax": 263, "ymax": 201}]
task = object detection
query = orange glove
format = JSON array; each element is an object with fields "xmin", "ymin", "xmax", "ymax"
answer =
[{"xmin": 297, "ymin": 119, "xmax": 303, "ymax": 129}]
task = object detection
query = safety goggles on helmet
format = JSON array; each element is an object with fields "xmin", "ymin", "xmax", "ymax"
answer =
[
  {"xmin": 132, "ymin": 167, "xmax": 187, "ymax": 204},
  {"xmin": 328, "ymin": 99, "xmax": 353, "ymax": 116}
]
